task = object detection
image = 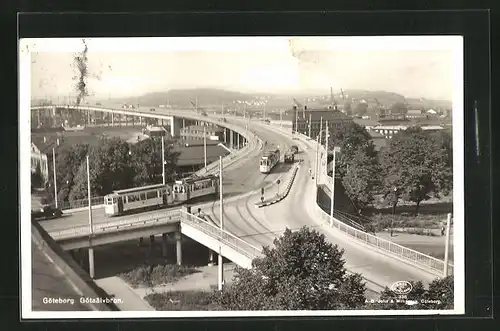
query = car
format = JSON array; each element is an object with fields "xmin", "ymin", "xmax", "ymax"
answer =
[{"xmin": 31, "ymin": 205, "xmax": 63, "ymax": 221}]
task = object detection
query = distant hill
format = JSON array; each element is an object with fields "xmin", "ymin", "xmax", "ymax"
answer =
[{"xmin": 107, "ymin": 88, "xmax": 452, "ymax": 112}]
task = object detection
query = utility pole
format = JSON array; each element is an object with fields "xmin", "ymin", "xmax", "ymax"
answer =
[
  {"xmin": 52, "ymin": 148, "xmax": 58, "ymax": 208},
  {"xmin": 161, "ymin": 136, "xmax": 166, "ymax": 185},
  {"xmin": 315, "ymin": 135, "xmax": 320, "ymax": 186},
  {"xmin": 87, "ymin": 155, "xmax": 95, "ymax": 279},
  {"xmin": 330, "ymin": 148, "xmax": 337, "ymax": 227},
  {"xmin": 204, "ymin": 126, "xmax": 207, "ymax": 171},
  {"xmin": 218, "ymin": 156, "xmax": 224, "ymax": 291},
  {"xmin": 295, "ymin": 107, "xmax": 298, "ymax": 134},
  {"xmin": 443, "ymin": 213, "xmax": 452, "ymax": 277},
  {"xmin": 280, "ymin": 109, "xmax": 283, "ymax": 128},
  {"xmin": 325, "ymin": 121, "xmax": 329, "ymax": 175},
  {"xmin": 308, "ymin": 112, "xmax": 312, "ymax": 138}
]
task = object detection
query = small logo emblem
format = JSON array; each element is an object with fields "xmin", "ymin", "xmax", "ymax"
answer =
[{"xmin": 391, "ymin": 281, "xmax": 413, "ymax": 295}]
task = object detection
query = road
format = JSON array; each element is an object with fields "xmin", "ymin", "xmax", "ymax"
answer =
[
  {"xmin": 201, "ymin": 123, "xmax": 439, "ymax": 292},
  {"xmin": 41, "ymin": 115, "xmax": 294, "ymax": 233}
]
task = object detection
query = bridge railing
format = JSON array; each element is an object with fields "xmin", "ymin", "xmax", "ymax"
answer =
[
  {"xmin": 179, "ymin": 210, "xmax": 263, "ymax": 260},
  {"xmin": 59, "ymin": 196, "xmax": 104, "ymax": 211},
  {"xmin": 50, "ymin": 210, "xmax": 181, "ymax": 240}
]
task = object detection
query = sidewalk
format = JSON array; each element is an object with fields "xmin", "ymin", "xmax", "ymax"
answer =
[{"xmin": 95, "ymin": 276, "xmax": 155, "ymax": 311}]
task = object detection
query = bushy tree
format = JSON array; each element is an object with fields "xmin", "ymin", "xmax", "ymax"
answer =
[
  {"xmin": 353, "ymin": 102, "xmax": 368, "ymax": 116},
  {"xmin": 325, "ymin": 122, "xmax": 377, "ymax": 178},
  {"xmin": 31, "ymin": 163, "xmax": 43, "ymax": 189},
  {"xmin": 130, "ymin": 138, "xmax": 180, "ymax": 186},
  {"xmin": 342, "ymin": 148, "xmax": 381, "ymax": 210},
  {"xmin": 214, "ymin": 227, "xmax": 367, "ymax": 310},
  {"xmin": 380, "ymin": 127, "xmax": 452, "ymax": 214},
  {"xmin": 69, "ymin": 138, "xmax": 135, "ymax": 199},
  {"xmin": 46, "ymin": 143, "xmax": 89, "ymax": 203}
]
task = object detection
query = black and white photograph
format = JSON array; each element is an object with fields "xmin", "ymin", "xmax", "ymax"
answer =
[{"xmin": 20, "ymin": 36, "xmax": 464, "ymax": 318}]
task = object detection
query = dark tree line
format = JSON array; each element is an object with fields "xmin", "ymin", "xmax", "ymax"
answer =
[
  {"xmin": 45, "ymin": 137, "xmax": 179, "ymax": 204},
  {"xmin": 324, "ymin": 122, "xmax": 452, "ymax": 214}
]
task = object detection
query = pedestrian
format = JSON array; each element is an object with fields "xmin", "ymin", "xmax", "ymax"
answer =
[{"xmin": 441, "ymin": 224, "xmax": 445, "ymax": 236}]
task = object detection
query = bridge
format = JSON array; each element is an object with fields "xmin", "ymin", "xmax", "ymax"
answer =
[{"xmin": 29, "ymin": 104, "xmax": 454, "ymax": 312}]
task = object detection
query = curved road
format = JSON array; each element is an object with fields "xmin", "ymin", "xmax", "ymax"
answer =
[
  {"xmin": 41, "ymin": 115, "xmax": 293, "ymax": 233},
  {"xmin": 200, "ymin": 122, "xmax": 439, "ymax": 293}
]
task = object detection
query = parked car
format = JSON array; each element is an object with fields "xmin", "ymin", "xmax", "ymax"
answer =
[{"xmin": 31, "ymin": 205, "xmax": 63, "ymax": 221}]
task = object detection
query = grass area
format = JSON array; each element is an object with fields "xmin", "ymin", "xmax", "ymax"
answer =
[
  {"xmin": 145, "ymin": 290, "xmax": 223, "ymax": 311},
  {"xmin": 367, "ymin": 213, "xmax": 448, "ymax": 233},
  {"xmin": 119, "ymin": 264, "xmax": 199, "ymax": 288}
]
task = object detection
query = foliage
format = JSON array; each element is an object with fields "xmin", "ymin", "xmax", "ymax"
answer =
[
  {"xmin": 214, "ymin": 227, "xmax": 367, "ymax": 310},
  {"xmin": 325, "ymin": 122, "xmax": 377, "ymax": 178},
  {"xmin": 369, "ymin": 276, "xmax": 453, "ymax": 310},
  {"xmin": 342, "ymin": 148, "xmax": 381, "ymax": 210},
  {"xmin": 145, "ymin": 291, "xmax": 223, "ymax": 311},
  {"xmin": 46, "ymin": 143, "xmax": 89, "ymax": 203},
  {"xmin": 353, "ymin": 102, "xmax": 368, "ymax": 116},
  {"xmin": 120, "ymin": 264, "xmax": 199, "ymax": 288},
  {"xmin": 130, "ymin": 138, "xmax": 180, "ymax": 186},
  {"xmin": 69, "ymin": 138, "xmax": 135, "ymax": 199},
  {"xmin": 31, "ymin": 163, "xmax": 43, "ymax": 189},
  {"xmin": 380, "ymin": 127, "xmax": 452, "ymax": 214},
  {"xmin": 390, "ymin": 101, "xmax": 408, "ymax": 115}
]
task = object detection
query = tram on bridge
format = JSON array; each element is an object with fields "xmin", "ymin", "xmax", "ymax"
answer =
[
  {"xmin": 259, "ymin": 147, "xmax": 280, "ymax": 174},
  {"xmin": 104, "ymin": 175, "xmax": 219, "ymax": 216}
]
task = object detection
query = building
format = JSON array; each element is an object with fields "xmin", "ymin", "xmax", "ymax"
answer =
[
  {"xmin": 31, "ymin": 142, "xmax": 49, "ymax": 183},
  {"xmin": 406, "ymin": 109, "xmax": 428, "ymax": 119},
  {"xmin": 290, "ymin": 106, "xmax": 353, "ymax": 138},
  {"xmin": 180, "ymin": 124, "xmax": 225, "ymax": 142},
  {"xmin": 367, "ymin": 124, "xmax": 444, "ymax": 139},
  {"xmin": 173, "ymin": 139, "xmax": 230, "ymax": 176},
  {"xmin": 143, "ymin": 126, "xmax": 170, "ymax": 138},
  {"xmin": 368, "ymin": 131, "xmax": 387, "ymax": 151}
]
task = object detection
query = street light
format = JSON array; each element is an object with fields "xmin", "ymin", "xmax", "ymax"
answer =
[
  {"xmin": 330, "ymin": 146, "xmax": 341, "ymax": 227},
  {"xmin": 391, "ymin": 187, "xmax": 398, "ymax": 237},
  {"xmin": 218, "ymin": 155, "xmax": 224, "ymax": 291}
]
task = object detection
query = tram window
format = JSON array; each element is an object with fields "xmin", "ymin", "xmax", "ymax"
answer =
[
  {"xmin": 113, "ymin": 198, "xmax": 117, "ymax": 204},
  {"xmin": 146, "ymin": 191, "xmax": 157, "ymax": 199},
  {"xmin": 140, "ymin": 193, "xmax": 146, "ymax": 200}
]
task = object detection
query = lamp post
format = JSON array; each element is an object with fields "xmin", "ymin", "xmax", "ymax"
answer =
[
  {"xmin": 86, "ymin": 155, "xmax": 95, "ymax": 278},
  {"xmin": 391, "ymin": 187, "xmax": 397, "ymax": 237},
  {"xmin": 218, "ymin": 156, "xmax": 224, "ymax": 291},
  {"xmin": 161, "ymin": 136, "xmax": 166, "ymax": 185},
  {"xmin": 443, "ymin": 213, "xmax": 452, "ymax": 277},
  {"xmin": 52, "ymin": 148, "xmax": 58, "ymax": 208},
  {"xmin": 330, "ymin": 146, "xmax": 341, "ymax": 227},
  {"xmin": 204, "ymin": 126, "xmax": 207, "ymax": 172}
]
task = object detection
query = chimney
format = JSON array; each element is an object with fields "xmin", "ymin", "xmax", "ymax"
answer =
[{"xmin": 43, "ymin": 136, "xmax": 47, "ymax": 143}]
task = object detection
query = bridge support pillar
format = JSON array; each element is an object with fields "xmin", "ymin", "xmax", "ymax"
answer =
[
  {"xmin": 229, "ymin": 130, "xmax": 233, "ymax": 149},
  {"xmin": 161, "ymin": 233, "xmax": 168, "ymax": 257},
  {"xmin": 237, "ymin": 133, "xmax": 240, "ymax": 149},
  {"xmin": 88, "ymin": 246, "xmax": 95, "ymax": 279},
  {"xmin": 175, "ymin": 231, "xmax": 182, "ymax": 265},
  {"xmin": 223, "ymin": 129, "xmax": 227, "ymax": 144},
  {"xmin": 111, "ymin": 113, "xmax": 114, "ymax": 126}
]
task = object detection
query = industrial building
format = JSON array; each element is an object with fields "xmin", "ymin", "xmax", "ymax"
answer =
[{"xmin": 290, "ymin": 106, "xmax": 353, "ymax": 138}]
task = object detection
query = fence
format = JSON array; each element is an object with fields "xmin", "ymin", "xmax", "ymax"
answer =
[
  {"xmin": 179, "ymin": 210, "xmax": 263, "ymax": 260},
  {"xmin": 59, "ymin": 196, "xmax": 104, "ymax": 211},
  {"xmin": 50, "ymin": 210, "xmax": 181, "ymax": 240}
]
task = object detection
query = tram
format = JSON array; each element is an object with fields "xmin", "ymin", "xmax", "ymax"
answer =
[
  {"xmin": 259, "ymin": 148, "xmax": 280, "ymax": 174},
  {"xmin": 103, "ymin": 175, "xmax": 219, "ymax": 216}
]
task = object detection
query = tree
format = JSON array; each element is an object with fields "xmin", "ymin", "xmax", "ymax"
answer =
[
  {"xmin": 130, "ymin": 138, "xmax": 180, "ymax": 186},
  {"xmin": 390, "ymin": 101, "xmax": 408, "ymax": 115},
  {"xmin": 31, "ymin": 163, "xmax": 43, "ymax": 189},
  {"xmin": 46, "ymin": 143, "xmax": 89, "ymax": 203},
  {"xmin": 214, "ymin": 227, "xmax": 367, "ymax": 310},
  {"xmin": 69, "ymin": 138, "xmax": 135, "ymax": 200},
  {"xmin": 325, "ymin": 122, "xmax": 377, "ymax": 178},
  {"xmin": 342, "ymin": 148, "xmax": 381, "ymax": 210},
  {"xmin": 380, "ymin": 127, "xmax": 452, "ymax": 214},
  {"xmin": 353, "ymin": 102, "xmax": 368, "ymax": 116}
]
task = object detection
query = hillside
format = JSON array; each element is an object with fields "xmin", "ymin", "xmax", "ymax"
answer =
[{"xmin": 107, "ymin": 88, "xmax": 451, "ymax": 111}]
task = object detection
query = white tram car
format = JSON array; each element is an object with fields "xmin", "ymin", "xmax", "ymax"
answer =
[
  {"xmin": 104, "ymin": 184, "xmax": 173, "ymax": 216},
  {"xmin": 104, "ymin": 175, "xmax": 219, "ymax": 216},
  {"xmin": 173, "ymin": 175, "xmax": 219, "ymax": 201},
  {"xmin": 259, "ymin": 148, "xmax": 280, "ymax": 174}
]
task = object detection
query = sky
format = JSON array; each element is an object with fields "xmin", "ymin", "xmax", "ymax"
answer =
[{"xmin": 26, "ymin": 36, "xmax": 462, "ymax": 101}]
